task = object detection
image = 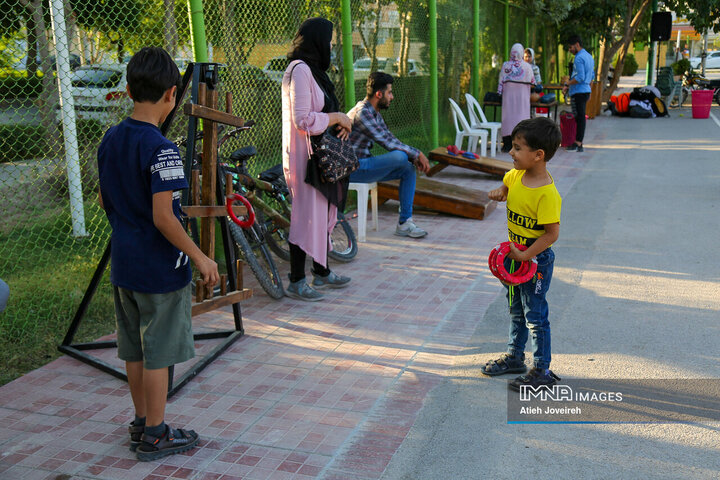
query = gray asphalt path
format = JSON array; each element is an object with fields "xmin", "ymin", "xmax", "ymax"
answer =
[{"xmin": 381, "ymin": 106, "xmax": 720, "ymax": 478}]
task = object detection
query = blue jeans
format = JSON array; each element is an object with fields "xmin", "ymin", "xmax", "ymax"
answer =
[
  {"xmin": 505, "ymin": 248, "xmax": 555, "ymax": 370},
  {"xmin": 348, "ymin": 150, "xmax": 416, "ymax": 223}
]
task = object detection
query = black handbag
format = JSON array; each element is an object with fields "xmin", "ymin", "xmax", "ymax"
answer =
[
  {"xmin": 287, "ymin": 60, "xmax": 359, "ymax": 184},
  {"xmin": 308, "ymin": 130, "xmax": 359, "ymax": 183}
]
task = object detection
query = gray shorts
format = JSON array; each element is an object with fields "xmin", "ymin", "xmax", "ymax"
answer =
[{"xmin": 113, "ymin": 284, "xmax": 194, "ymax": 370}]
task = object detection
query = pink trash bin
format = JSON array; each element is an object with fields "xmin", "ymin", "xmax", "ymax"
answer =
[{"xmin": 691, "ymin": 90, "xmax": 713, "ymax": 119}]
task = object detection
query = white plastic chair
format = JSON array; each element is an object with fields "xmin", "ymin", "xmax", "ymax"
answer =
[
  {"xmin": 465, "ymin": 93, "xmax": 502, "ymax": 157},
  {"xmin": 448, "ymin": 98, "xmax": 487, "ymax": 156},
  {"xmin": 348, "ymin": 182, "xmax": 378, "ymax": 242}
]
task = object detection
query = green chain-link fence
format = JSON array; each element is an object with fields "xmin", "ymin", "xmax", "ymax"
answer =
[{"xmin": 0, "ymin": 0, "xmax": 558, "ymax": 385}]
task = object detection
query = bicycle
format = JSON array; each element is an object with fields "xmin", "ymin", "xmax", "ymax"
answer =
[
  {"xmin": 177, "ymin": 124, "xmax": 285, "ymax": 299},
  {"xmin": 671, "ymin": 68, "xmax": 720, "ymax": 107},
  {"xmin": 221, "ymin": 141, "xmax": 358, "ymax": 263},
  {"xmin": 178, "ymin": 123, "xmax": 358, "ymax": 292}
]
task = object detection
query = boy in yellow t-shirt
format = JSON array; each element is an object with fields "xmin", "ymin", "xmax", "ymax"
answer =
[{"xmin": 483, "ymin": 117, "xmax": 562, "ymax": 390}]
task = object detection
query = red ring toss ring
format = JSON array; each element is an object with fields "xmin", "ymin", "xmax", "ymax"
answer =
[
  {"xmin": 226, "ymin": 193, "xmax": 255, "ymax": 229},
  {"xmin": 487, "ymin": 241, "xmax": 538, "ymax": 286}
]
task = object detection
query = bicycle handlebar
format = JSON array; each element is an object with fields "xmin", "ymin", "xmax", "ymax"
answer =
[{"xmin": 174, "ymin": 120, "xmax": 256, "ymax": 148}]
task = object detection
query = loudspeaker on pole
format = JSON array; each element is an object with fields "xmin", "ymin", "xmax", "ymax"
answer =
[{"xmin": 650, "ymin": 12, "xmax": 672, "ymax": 42}]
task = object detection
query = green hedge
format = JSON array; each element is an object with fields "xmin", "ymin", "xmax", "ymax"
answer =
[
  {"xmin": 622, "ymin": 54, "xmax": 639, "ymax": 76},
  {"xmin": 0, "ymin": 121, "xmax": 106, "ymax": 163},
  {"xmin": 0, "ymin": 74, "xmax": 43, "ymax": 98},
  {"xmin": 0, "ymin": 124, "xmax": 47, "ymax": 162}
]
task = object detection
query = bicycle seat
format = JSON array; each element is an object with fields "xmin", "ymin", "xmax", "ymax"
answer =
[
  {"xmin": 230, "ymin": 146, "xmax": 257, "ymax": 165},
  {"xmin": 258, "ymin": 164, "xmax": 284, "ymax": 183}
]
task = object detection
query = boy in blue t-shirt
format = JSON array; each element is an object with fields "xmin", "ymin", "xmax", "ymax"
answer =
[
  {"xmin": 483, "ymin": 117, "xmax": 563, "ymax": 389},
  {"xmin": 97, "ymin": 47, "xmax": 218, "ymax": 461}
]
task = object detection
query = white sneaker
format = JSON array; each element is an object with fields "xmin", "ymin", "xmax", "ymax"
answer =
[{"xmin": 395, "ymin": 218, "xmax": 427, "ymax": 238}]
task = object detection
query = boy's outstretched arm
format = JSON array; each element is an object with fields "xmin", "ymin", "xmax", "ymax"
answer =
[
  {"xmin": 508, "ymin": 222, "xmax": 559, "ymax": 262},
  {"xmin": 152, "ymin": 190, "xmax": 219, "ymax": 286},
  {"xmin": 488, "ymin": 185, "xmax": 508, "ymax": 202}
]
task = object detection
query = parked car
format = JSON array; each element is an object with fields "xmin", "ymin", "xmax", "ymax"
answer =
[
  {"xmin": 690, "ymin": 51, "xmax": 720, "ymax": 69},
  {"xmin": 263, "ymin": 56, "xmax": 291, "ymax": 83},
  {"xmin": 55, "ymin": 64, "xmax": 130, "ymax": 123},
  {"xmin": 353, "ymin": 57, "xmax": 427, "ymax": 79},
  {"xmin": 12, "ymin": 53, "xmax": 81, "ymax": 74},
  {"xmin": 393, "ymin": 59, "xmax": 427, "ymax": 77},
  {"xmin": 353, "ymin": 57, "xmax": 390, "ymax": 80}
]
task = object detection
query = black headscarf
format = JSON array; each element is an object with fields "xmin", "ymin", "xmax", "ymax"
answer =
[{"xmin": 287, "ymin": 17, "xmax": 340, "ymax": 113}]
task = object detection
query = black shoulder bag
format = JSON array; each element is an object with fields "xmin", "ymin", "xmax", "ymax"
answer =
[
  {"xmin": 307, "ymin": 130, "xmax": 359, "ymax": 183},
  {"xmin": 288, "ymin": 61, "xmax": 359, "ymax": 184}
]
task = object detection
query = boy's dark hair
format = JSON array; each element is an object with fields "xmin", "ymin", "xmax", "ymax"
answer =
[
  {"xmin": 511, "ymin": 117, "xmax": 561, "ymax": 161},
  {"xmin": 127, "ymin": 47, "xmax": 180, "ymax": 103},
  {"xmin": 366, "ymin": 71, "xmax": 394, "ymax": 98},
  {"xmin": 567, "ymin": 34, "xmax": 583, "ymax": 48}
]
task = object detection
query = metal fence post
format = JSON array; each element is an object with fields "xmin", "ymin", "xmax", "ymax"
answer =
[
  {"xmin": 187, "ymin": 0, "xmax": 209, "ymax": 62},
  {"xmin": 504, "ymin": 1, "xmax": 509, "ymax": 60},
  {"xmin": 49, "ymin": 0, "xmax": 86, "ymax": 237},
  {"xmin": 525, "ymin": 17, "xmax": 529, "ymax": 49},
  {"xmin": 472, "ymin": 0, "xmax": 480, "ymax": 101},
  {"xmin": 341, "ymin": 0, "xmax": 355, "ymax": 109},
  {"xmin": 429, "ymin": 0, "xmax": 438, "ymax": 148},
  {"xmin": 646, "ymin": 0, "xmax": 658, "ymax": 85}
]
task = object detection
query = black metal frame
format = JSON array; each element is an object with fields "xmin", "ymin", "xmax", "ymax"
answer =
[{"xmin": 59, "ymin": 62, "xmax": 245, "ymax": 398}]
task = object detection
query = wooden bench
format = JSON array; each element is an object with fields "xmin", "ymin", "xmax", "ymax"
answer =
[
  {"xmin": 427, "ymin": 147, "xmax": 512, "ymax": 178},
  {"xmin": 377, "ymin": 177, "xmax": 496, "ymax": 220}
]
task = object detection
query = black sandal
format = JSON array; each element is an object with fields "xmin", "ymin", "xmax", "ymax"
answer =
[
  {"xmin": 128, "ymin": 421, "xmax": 144, "ymax": 452},
  {"xmin": 481, "ymin": 353, "xmax": 526, "ymax": 376},
  {"xmin": 136, "ymin": 425, "xmax": 199, "ymax": 462}
]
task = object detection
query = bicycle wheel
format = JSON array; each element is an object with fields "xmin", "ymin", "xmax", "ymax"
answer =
[
  {"xmin": 229, "ymin": 221, "xmax": 285, "ymax": 299},
  {"xmin": 328, "ymin": 212, "xmax": 358, "ymax": 262},
  {"xmin": 257, "ymin": 196, "xmax": 292, "ymax": 262}
]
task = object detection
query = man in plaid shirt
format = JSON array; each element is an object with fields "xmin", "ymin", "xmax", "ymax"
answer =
[{"xmin": 347, "ymin": 72, "xmax": 431, "ymax": 238}]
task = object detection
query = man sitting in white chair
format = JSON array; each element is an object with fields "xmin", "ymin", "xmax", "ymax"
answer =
[{"xmin": 347, "ymin": 72, "xmax": 431, "ymax": 238}]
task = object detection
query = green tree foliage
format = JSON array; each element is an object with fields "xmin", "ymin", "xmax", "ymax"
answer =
[
  {"xmin": 123, "ymin": 0, "xmax": 190, "ymax": 57},
  {"xmin": 0, "ymin": 0, "xmax": 24, "ymax": 38},
  {"xmin": 558, "ymin": 0, "xmax": 652, "ymax": 103},
  {"xmin": 664, "ymin": 0, "xmax": 720, "ymax": 34},
  {"xmin": 520, "ymin": 0, "xmax": 576, "ymax": 23},
  {"xmin": 70, "ymin": 0, "xmax": 147, "ymax": 61}
]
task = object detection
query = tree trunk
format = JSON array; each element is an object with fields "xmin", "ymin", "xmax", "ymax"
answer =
[
  {"xmin": 117, "ymin": 36, "xmax": 125, "ymax": 63},
  {"xmin": 26, "ymin": 14, "xmax": 38, "ymax": 77},
  {"xmin": 29, "ymin": 0, "xmax": 61, "ymax": 148},
  {"xmin": 398, "ymin": 10, "xmax": 408, "ymax": 76},
  {"xmin": 357, "ymin": 23, "xmax": 370, "ymax": 57},
  {"xmin": 163, "ymin": 0, "xmax": 177, "ymax": 57},
  {"xmin": 599, "ymin": 0, "xmax": 651, "ymax": 103},
  {"xmin": 65, "ymin": 2, "xmax": 77, "ymax": 57},
  {"xmin": 370, "ymin": 2, "xmax": 381, "ymax": 71}
]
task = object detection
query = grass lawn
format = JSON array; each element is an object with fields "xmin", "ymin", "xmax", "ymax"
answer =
[
  {"xmin": 0, "ymin": 201, "xmax": 116, "ymax": 385},
  {"xmin": 0, "ymin": 201, "xmax": 237, "ymax": 386},
  {"xmin": 0, "ymin": 119, "xmax": 453, "ymax": 387}
]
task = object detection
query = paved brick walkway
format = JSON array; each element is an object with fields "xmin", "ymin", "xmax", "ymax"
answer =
[{"xmin": 0, "ymin": 135, "xmax": 590, "ymax": 479}]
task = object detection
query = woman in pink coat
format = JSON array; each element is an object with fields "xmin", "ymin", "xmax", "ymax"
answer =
[
  {"xmin": 282, "ymin": 18, "xmax": 353, "ymax": 301},
  {"xmin": 498, "ymin": 43, "xmax": 535, "ymax": 152}
]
